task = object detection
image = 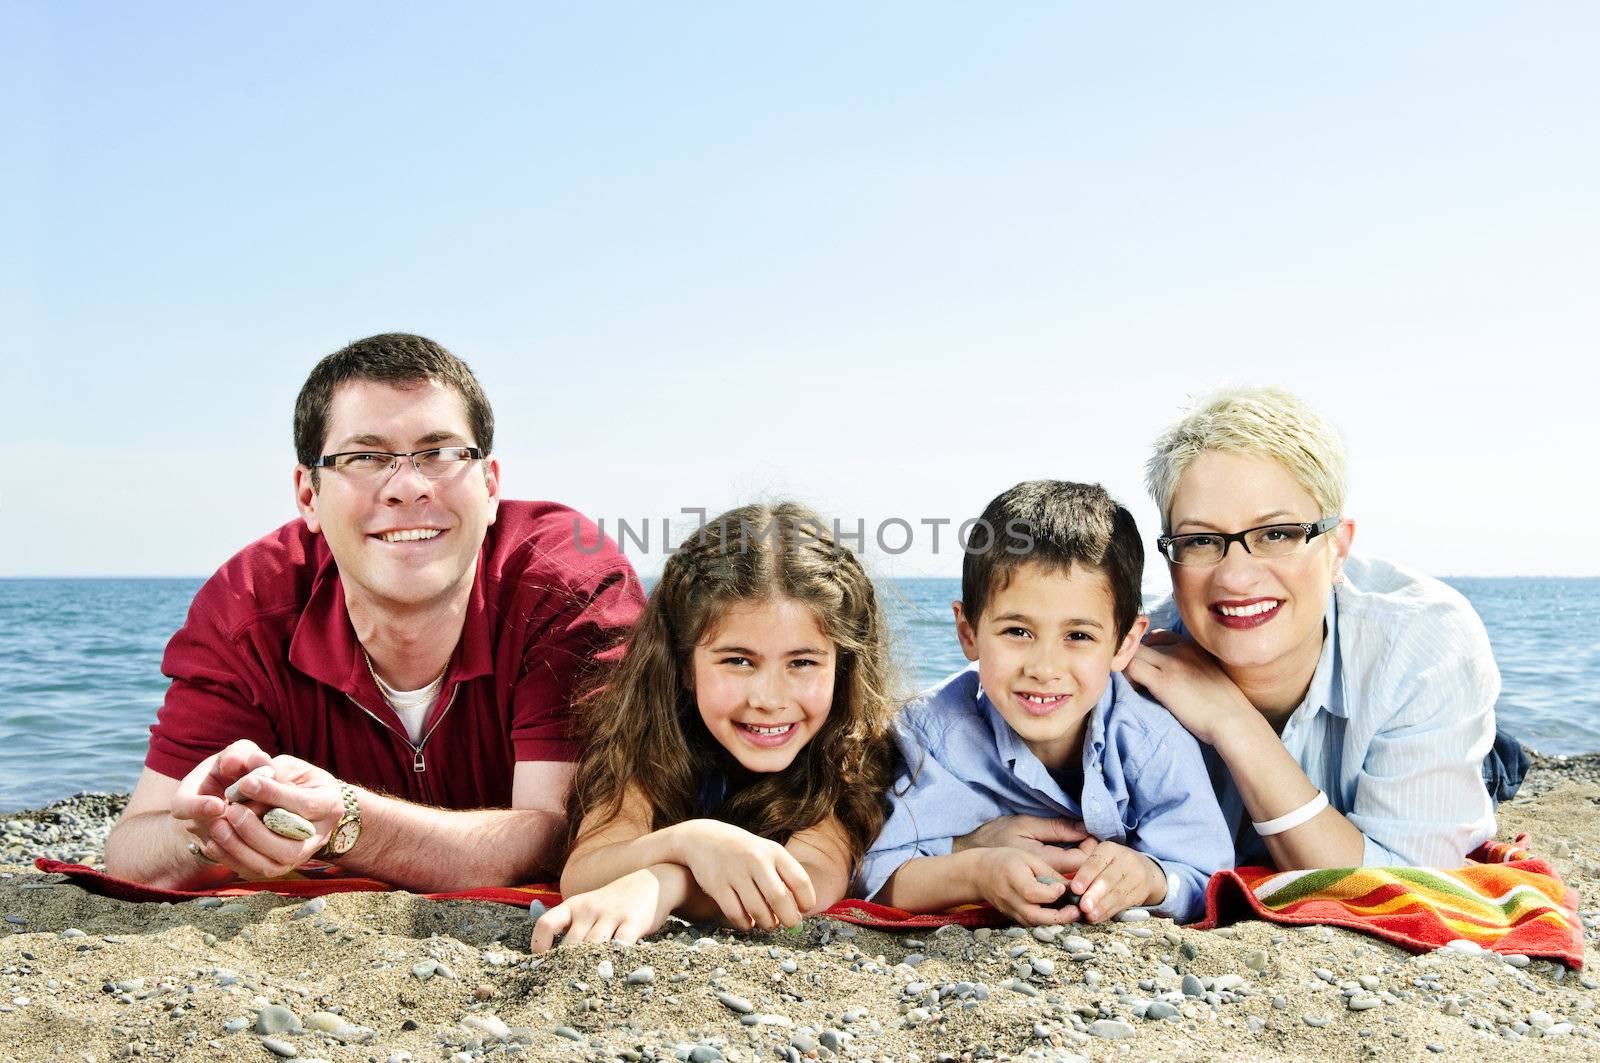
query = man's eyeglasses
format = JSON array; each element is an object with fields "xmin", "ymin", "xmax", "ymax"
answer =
[
  {"xmin": 1157, "ymin": 516, "xmax": 1342, "ymax": 566},
  {"xmin": 308, "ymin": 446, "xmax": 485, "ymax": 481}
]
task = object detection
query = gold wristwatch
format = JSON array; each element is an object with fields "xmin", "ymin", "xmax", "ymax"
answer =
[{"xmin": 316, "ymin": 783, "xmax": 362, "ymax": 859}]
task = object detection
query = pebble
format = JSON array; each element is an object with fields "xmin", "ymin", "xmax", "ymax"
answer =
[
  {"xmin": 1144, "ymin": 1001, "xmax": 1180, "ymax": 1020},
  {"xmin": 1440, "ymin": 939, "xmax": 1484, "ymax": 955},
  {"xmin": 291, "ymin": 897, "xmax": 327, "ymax": 920},
  {"xmin": 58, "ymin": 928, "xmax": 86, "ymax": 939},
  {"xmin": 255, "ymin": 1004, "xmax": 302, "ymax": 1035},
  {"xmin": 1347, "ymin": 994, "xmax": 1382, "ymax": 1011},
  {"xmin": 527, "ymin": 900, "xmax": 547, "ymax": 921},
  {"xmin": 1304, "ymin": 1014, "xmax": 1331, "ymax": 1028},
  {"xmin": 1031, "ymin": 957, "xmax": 1055, "ymax": 977},
  {"xmin": 596, "ymin": 960, "xmax": 614, "ymax": 981},
  {"xmin": 688, "ymin": 1047, "xmax": 723, "ymax": 1063},
  {"xmin": 1088, "ymin": 1019, "xmax": 1136, "ymax": 1039},
  {"xmin": 626, "ymin": 966, "xmax": 655, "ymax": 985},
  {"xmin": 305, "ymin": 1012, "xmax": 344, "ymax": 1033},
  {"xmin": 260, "ymin": 1036, "xmax": 298, "ymax": 1058},
  {"xmin": 1181, "ymin": 974, "xmax": 1204, "ymax": 997},
  {"xmin": 1502, "ymin": 954, "xmax": 1532, "ymax": 968},
  {"xmin": 223, "ymin": 1018, "xmax": 250, "ymax": 1034},
  {"xmin": 716, "ymin": 992, "xmax": 754, "ymax": 1014},
  {"xmin": 1115, "ymin": 908, "xmax": 1150, "ymax": 922},
  {"xmin": 1243, "ymin": 950, "xmax": 1269, "ymax": 973},
  {"xmin": 410, "ymin": 961, "xmax": 437, "ymax": 981},
  {"xmin": 462, "ymin": 1014, "xmax": 511, "ymax": 1041},
  {"xmin": 263, "ymin": 808, "xmax": 316, "ymax": 840},
  {"xmin": 552, "ymin": 1025, "xmax": 583, "ymax": 1042}
]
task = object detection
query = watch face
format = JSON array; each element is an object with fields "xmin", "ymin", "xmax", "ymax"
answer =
[{"xmin": 331, "ymin": 821, "xmax": 359, "ymax": 854}]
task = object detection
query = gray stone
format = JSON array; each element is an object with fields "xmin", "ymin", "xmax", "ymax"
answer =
[
  {"xmin": 716, "ymin": 992, "xmax": 754, "ymax": 1014},
  {"xmin": 1303, "ymin": 1015, "xmax": 1331, "ymax": 1028},
  {"xmin": 1181, "ymin": 974, "xmax": 1204, "ymax": 997},
  {"xmin": 410, "ymin": 961, "xmax": 437, "ymax": 981},
  {"xmin": 1347, "ymin": 994, "xmax": 1381, "ymax": 1011},
  {"xmin": 1144, "ymin": 1001, "xmax": 1180, "ymax": 1020},
  {"xmin": 263, "ymin": 808, "xmax": 316, "ymax": 840},
  {"xmin": 1115, "ymin": 908, "xmax": 1150, "ymax": 922},
  {"xmin": 527, "ymin": 900, "xmax": 547, "ymax": 920},
  {"xmin": 260, "ymin": 1036, "xmax": 298, "ymax": 1058},
  {"xmin": 626, "ymin": 966, "xmax": 655, "ymax": 985},
  {"xmin": 552, "ymin": 1025, "xmax": 583, "ymax": 1041},
  {"xmin": 291, "ymin": 897, "xmax": 327, "ymax": 920},
  {"xmin": 596, "ymin": 960, "xmax": 613, "ymax": 981},
  {"xmin": 1088, "ymin": 1019, "xmax": 1136, "ymax": 1039},
  {"xmin": 1243, "ymin": 950, "xmax": 1269, "ymax": 973},
  {"xmin": 688, "ymin": 1048, "xmax": 722, "ymax": 1063},
  {"xmin": 255, "ymin": 1004, "xmax": 302, "ymax": 1035}
]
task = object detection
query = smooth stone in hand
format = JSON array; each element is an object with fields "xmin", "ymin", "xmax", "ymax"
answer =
[
  {"xmin": 224, "ymin": 766, "xmax": 276, "ymax": 803},
  {"xmin": 263, "ymin": 808, "xmax": 316, "ymax": 841}
]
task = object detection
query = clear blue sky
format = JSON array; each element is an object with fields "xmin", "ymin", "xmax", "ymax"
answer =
[{"xmin": 5, "ymin": 2, "xmax": 1596, "ymax": 582}]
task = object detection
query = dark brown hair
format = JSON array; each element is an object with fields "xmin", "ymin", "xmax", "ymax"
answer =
[
  {"xmin": 293, "ymin": 333, "xmax": 494, "ymax": 482},
  {"xmin": 961, "ymin": 480, "xmax": 1144, "ymax": 640},
  {"xmin": 569, "ymin": 502, "xmax": 897, "ymax": 866}
]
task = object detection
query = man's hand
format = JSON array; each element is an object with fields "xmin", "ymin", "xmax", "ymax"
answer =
[
  {"xmin": 951, "ymin": 814, "xmax": 1090, "ymax": 874},
  {"xmin": 183, "ymin": 749, "xmax": 347, "ymax": 880},
  {"xmin": 169, "ymin": 739, "xmax": 273, "ymax": 869},
  {"xmin": 971, "ymin": 847, "xmax": 1082, "ymax": 926},
  {"xmin": 529, "ymin": 867, "xmax": 680, "ymax": 953},
  {"xmin": 1125, "ymin": 630, "xmax": 1257, "ymax": 748},
  {"xmin": 672, "ymin": 820, "xmax": 816, "ymax": 931},
  {"xmin": 1066, "ymin": 839, "xmax": 1165, "ymax": 924}
]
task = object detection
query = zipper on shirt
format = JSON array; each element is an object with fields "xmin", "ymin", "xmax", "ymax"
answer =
[{"xmin": 345, "ymin": 682, "xmax": 462, "ymax": 775}]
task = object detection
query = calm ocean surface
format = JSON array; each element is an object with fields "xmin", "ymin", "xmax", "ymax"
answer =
[{"xmin": 1, "ymin": 576, "xmax": 1596, "ymax": 812}]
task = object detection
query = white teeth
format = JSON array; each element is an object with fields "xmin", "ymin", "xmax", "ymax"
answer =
[
  {"xmin": 380, "ymin": 528, "xmax": 442, "ymax": 543},
  {"xmin": 1217, "ymin": 600, "xmax": 1280, "ymax": 618},
  {"xmin": 742, "ymin": 723, "xmax": 795, "ymax": 736},
  {"xmin": 1022, "ymin": 694, "xmax": 1064, "ymax": 704}
]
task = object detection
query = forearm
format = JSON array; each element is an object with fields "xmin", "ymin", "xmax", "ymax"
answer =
[
  {"xmin": 560, "ymin": 821, "xmax": 696, "ymax": 896},
  {"xmin": 1215, "ymin": 717, "xmax": 1365, "ymax": 869},
  {"xmin": 875, "ymin": 849, "xmax": 987, "ymax": 912},
  {"xmin": 103, "ymin": 811, "xmax": 238, "ymax": 891},
  {"xmin": 336, "ymin": 789, "xmax": 567, "ymax": 891}
]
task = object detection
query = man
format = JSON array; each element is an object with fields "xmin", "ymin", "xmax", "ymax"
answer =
[{"xmin": 104, "ymin": 334, "xmax": 643, "ymax": 890}]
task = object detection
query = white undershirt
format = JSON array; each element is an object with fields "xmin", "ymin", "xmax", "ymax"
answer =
[{"xmin": 371, "ymin": 671, "xmax": 440, "ymax": 744}]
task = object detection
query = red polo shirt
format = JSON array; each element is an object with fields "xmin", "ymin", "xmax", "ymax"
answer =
[{"xmin": 145, "ymin": 500, "xmax": 644, "ymax": 809}]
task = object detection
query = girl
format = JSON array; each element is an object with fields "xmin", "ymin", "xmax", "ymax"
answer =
[{"xmin": 531, "ymin": 502, "xmax": 897, "ymax": 951}]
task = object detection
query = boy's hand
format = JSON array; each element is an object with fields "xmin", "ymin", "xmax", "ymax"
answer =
[
  {"xmin": 1067, "ymin": 840, "xmax": 1165, "ymax": 924},
  {"xmin": 972, "ymin": 847, "xmax": 1082, "ymax": 926},
  {"xmin": 673, "ymin": 820, "xmax": 816, "ymax": 931},
  {"xmin": 951, "ymin": 814, "xmax": 1089, "ymax": 875},
  {"xmin": 530, "ymin": 868, "xmax": 675, "ymax": 953}
]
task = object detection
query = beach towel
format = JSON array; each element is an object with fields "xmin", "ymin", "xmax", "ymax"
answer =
[{"xmin": 33, "ymin": 834, "xmax": 1581, "ymax": 966}]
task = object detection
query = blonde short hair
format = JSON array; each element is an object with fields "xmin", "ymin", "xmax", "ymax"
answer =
[{"xmin": 1145, "ymin": 386, "xmax": 1348, "ymax": 532}]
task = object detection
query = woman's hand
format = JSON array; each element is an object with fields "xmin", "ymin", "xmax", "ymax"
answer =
[
  {"xmin": 1125, "ymin": 630, "xmax": 1257, "ymax": 748},
  {"xmin": 673, "ymin": 820, "xmax": 816, "ymax": 930},
  {"xmin": 529, "ymin": 867, "xmax": 678, "ymax": 953},
  {"xmin": 951, "ymin": 815, "xmax": 1089, "ymax": 876}
]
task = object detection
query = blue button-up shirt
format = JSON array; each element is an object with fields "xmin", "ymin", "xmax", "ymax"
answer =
[
  {"xmin": 861, "ymin": 667, "xmax": 1233, "ymax": 923},
  {"xmin": 1150, "ymin": 553, "xmax": 1499, "ymax": 868}
]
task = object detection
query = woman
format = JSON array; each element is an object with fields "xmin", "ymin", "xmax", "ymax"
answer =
[{"xmin": 1124, "ymin": 386, "xmax": 1517, "ymax": 870}]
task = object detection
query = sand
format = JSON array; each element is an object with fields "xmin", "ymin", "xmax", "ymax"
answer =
[{"xmin": 2, "ymin": 756, "xmax": 1598, "ymax": 1062}]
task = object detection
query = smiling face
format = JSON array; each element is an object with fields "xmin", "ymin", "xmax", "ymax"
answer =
[
  {"xmin": 955, "ymin": 561, "xmax": 1146, "ymax": 771},
  {"xmin": 691, "ymin": 597, "xmax": 837, "ymax": 774},
  {"xmin": 1166, "ymin": 450, "xmax": 1351, "ymax": 681},
  {"xmin": 293, "ymin": 378, "xmax": 500, "ymax": 614}
]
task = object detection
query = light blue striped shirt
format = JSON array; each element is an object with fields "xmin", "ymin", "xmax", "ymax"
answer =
[
  {"xmin": 860, "ymin": 668, "xmax": 1233, "ymax": 923},
  {"xmin": 1149, "ymin": 554, "xmax": 1499, "ymax": 868}
]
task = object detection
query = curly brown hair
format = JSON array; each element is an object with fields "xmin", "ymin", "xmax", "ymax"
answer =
[{"xmin": 568, "ymin": 502, "xmax": 897, "ymax": 869}]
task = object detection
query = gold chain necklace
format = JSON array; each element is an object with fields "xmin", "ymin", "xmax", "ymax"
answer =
[{"xmin": 363, "ymin": 650, "xmax": 448, "ymax": 705}]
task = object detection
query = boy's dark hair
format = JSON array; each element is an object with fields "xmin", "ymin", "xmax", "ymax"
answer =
[
  {"xmin": 293, "ymin": 333, "xmax": 495, "ymax": 483},
  {"xmin": 960, "ymin": 480, "xmax": 1144, "ymax": 640}
]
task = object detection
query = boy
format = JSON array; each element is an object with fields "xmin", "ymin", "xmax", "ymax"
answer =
[{"xmin": 860, "ymin": 481, "xmax": 1232, "ymax": 924}]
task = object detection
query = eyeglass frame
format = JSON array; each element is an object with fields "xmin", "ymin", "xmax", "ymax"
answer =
[
  {"xmin": 306, "ymin": 446, "xmax": 486, "ymax": 480},
  {"xmin": 1156, "ymin": 515, "xmax": 1343, "ymax": 566}
]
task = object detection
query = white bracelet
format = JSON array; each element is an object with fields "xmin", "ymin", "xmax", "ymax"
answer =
[{"xmin": 1251, "ymin": 790, "xmax": 1328, "ymax": 836}]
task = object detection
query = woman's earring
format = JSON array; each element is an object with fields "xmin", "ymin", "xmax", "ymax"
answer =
[{"xmin": 1332, "ymin": 569, "xmax": 1346, "ymax": 586}]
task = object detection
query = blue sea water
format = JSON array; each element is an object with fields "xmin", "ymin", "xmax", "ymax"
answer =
[{"xmin": 1, "ymin": 576, "xmax": 1596, "ymax": 812}]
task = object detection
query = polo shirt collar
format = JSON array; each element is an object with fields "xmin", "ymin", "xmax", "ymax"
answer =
[
  {"xmin": 288, "ymin": 541, "xmax": 495, "ymax": 697},
  {"xmin": 977, "ymin": 676, "xmax": 1116, "ymax": 817}
]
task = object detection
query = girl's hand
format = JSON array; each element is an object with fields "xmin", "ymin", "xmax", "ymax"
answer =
[
  {"xmin": 530, "ymin": 868, "xmax": 675, "ymax": 953},
  {"xmin": 972, "ymin": 847, "xmax": 1080, "ymax": 926},
  {"xmin": 676, "ymin": 820, "xmax": 816, "ymax": 930},
  {"xmin": 1125, "ymin": 630, "xmax": 1256, "ymax": 747},
  {"xmin": 1066, "ymin": 840, "xmax": 1165, "ymax": 924}
]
